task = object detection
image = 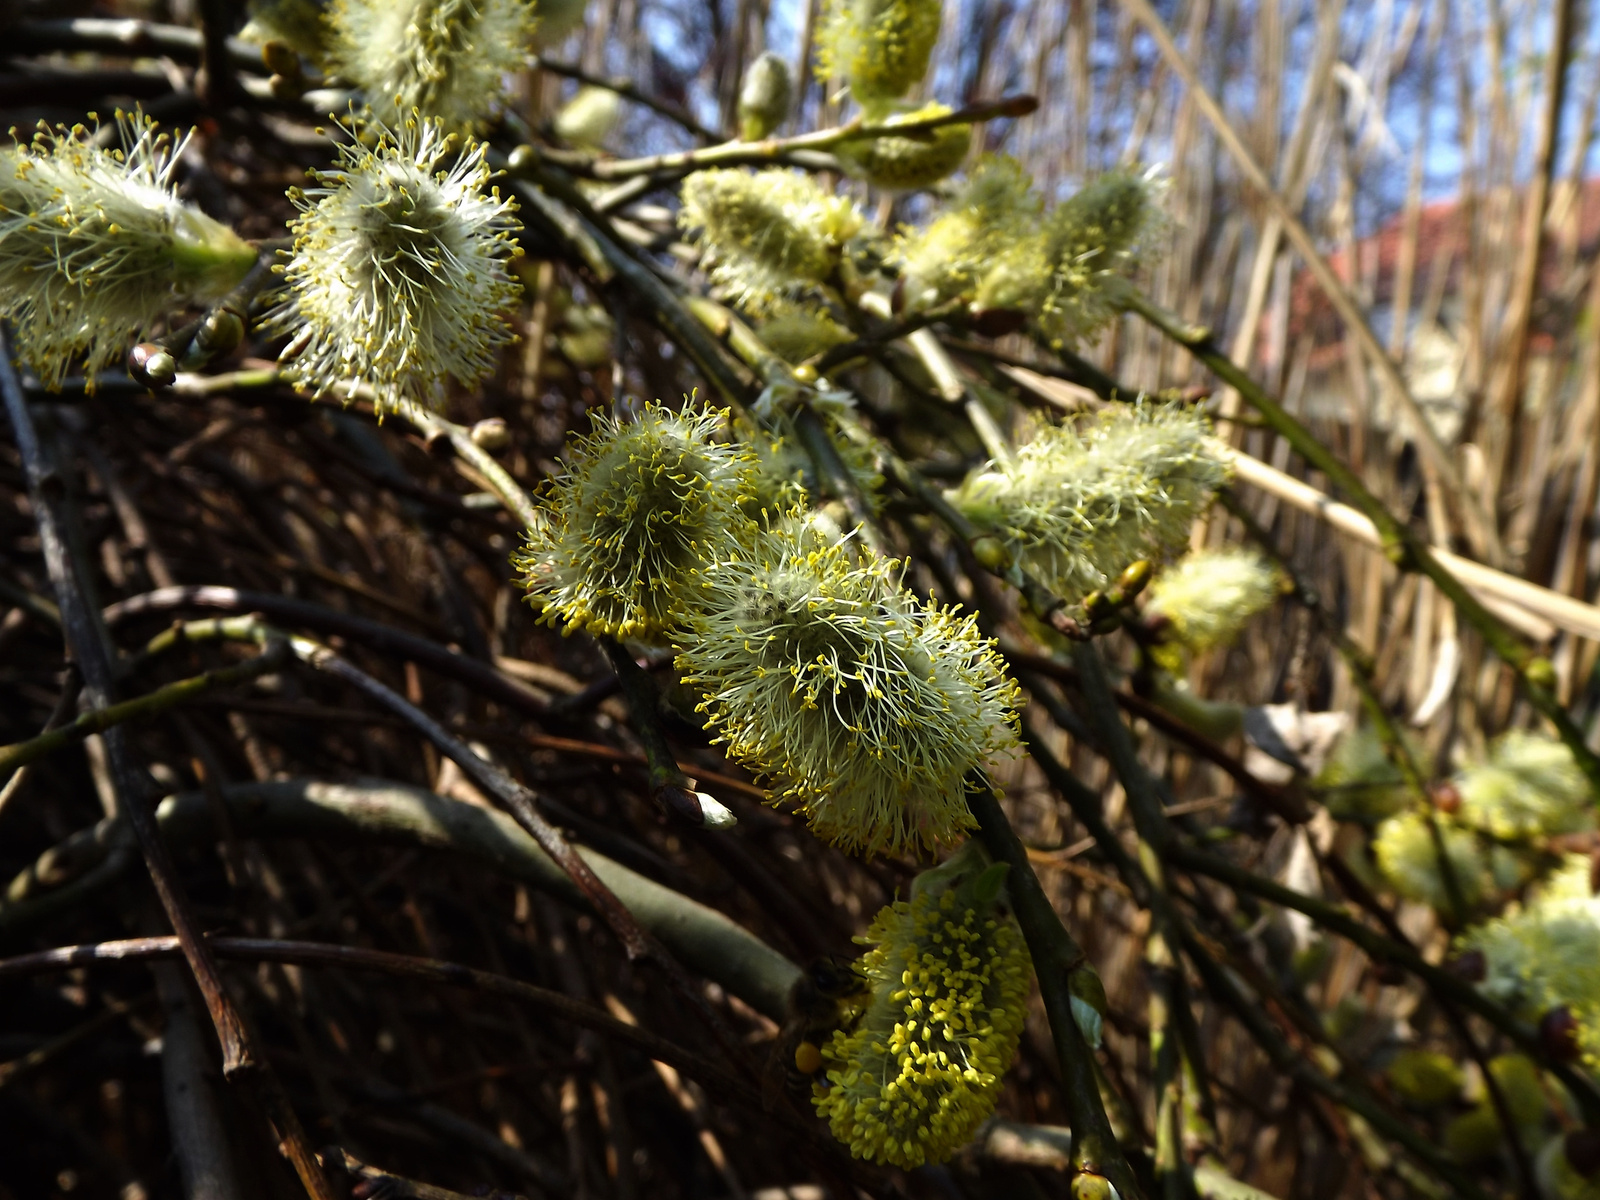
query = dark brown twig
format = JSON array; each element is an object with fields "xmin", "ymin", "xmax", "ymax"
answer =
[{"xmin": 0, "ymin": 329, "xmax": 336, "ymax": 1200}]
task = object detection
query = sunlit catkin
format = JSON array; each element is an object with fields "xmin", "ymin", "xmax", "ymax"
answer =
[
  {"xmin": 678, "ymin": 525, "xmax": 1019, "ymax": 856},
  {"xmin": 816, "ymin": 0, "xmax": 942, "ymax": 110},
  {"xmin": 815, "ymin": 845, "xmax": 1032, "ymax": 1167},
  {"xmin": 1463, "ymin": 858, "xmax": 1600, "ymax": 1068},
  {"xmin": 950, "ymin": 403, "xmax": 1227, "ymax": 604},
  {"xmin": 516, "ymin": 402, "xmax": 759, "ymax": 642},
  {"xmin": 896, "ymin": 156, "xmax": 1041, "ymax": 308},
  {"xmin": 242, "ymin": 0, "xmax": 334, "ymax": 64},
  {"xmin": 1455, "ymin": 730, "xmax": 1593, "ymax": 841},
  {"xmin": 835, "ymin": 104, "xmax": 972, "ymax": 191},
  {"xmin": 679, "ymin": 168, "xmax": 862, "ymax": 314},
  {"xmin": 266, "ymin": 114, "xmax": 521, "ymax": 412},
  {"xmin": 1373, "ymin": 811, "xmax": 1490, "ymax": 911},
  {"xmin": 0, "ymin": 113, "xmax": 257, "ymax": 390},
  {"xmin": 975, "ymin": 168, "xmax": 1158, "ymax": 342},
  {"xmin": 329, "ymin": 0, "xmax": 538, "ymax": 131},
  {"xmin": 1142, "ymin": 547, "xmax": 1281, "ymax": 671}
]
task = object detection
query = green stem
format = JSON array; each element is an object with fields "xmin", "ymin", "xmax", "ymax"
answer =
[
  {"xmin": 507, "ymin": 165, "xmax": 756, "ymax": 413},
  {"xmin": 602, "ymin": 643, "xmax": 735, "ymax": 829},
  {"xmin": 0, "ymin": 641, "xmax": 285, "ymax": 775},
  {"xmin": 966, "ymin": 781, "xmax": 1146, "ymax": 1200},
  {"xmin": 573, "ymin": 94, "xmax": 1037, "ymax": 181}
]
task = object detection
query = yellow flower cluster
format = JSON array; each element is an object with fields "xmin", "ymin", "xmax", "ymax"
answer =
[{"xmin": 815, "ymin": 847, "xmax": 1032, "ymax": 1167}]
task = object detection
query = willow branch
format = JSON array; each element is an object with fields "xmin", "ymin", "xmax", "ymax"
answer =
[
  {"xmin": 0, "ymin": 640, "xmax": 286, "ymax": 774},
  {"xmin": 965, "ymin": 781, "xmax": 1145, "ymax": 1200},
  {"xmin": 0, "ymin": 777, "xmax": 802, "ymax": 1019},
  {"xmin": 1126, "ymin": 291, "xmax": 1600, "ymax": 797},
  {"xmin": 506, "ymin": 164, "xmax": 757, "ymax": 411},
  {"xmin": 0, "ymin": 937, "xmax": 774, "ymax": 1120},
  {"xmin": 102, "ymin": 586, "xmax": 553, "ymax": 719},
  {"xmin": 572, "ymin": 94, "xmax": 1038, "ymax": 181},
  {"xmin": 0, "ymin": 330, "xmax": 336, "ymax": 1200}
]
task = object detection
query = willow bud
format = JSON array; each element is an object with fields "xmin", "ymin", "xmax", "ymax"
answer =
[
  {"xmin": 553, "ymin": 86, "xmax": 621, "ymax": 149},
  {"xmin": 738, "ymin": 51, "xmax": 794, "ymax": 141}
]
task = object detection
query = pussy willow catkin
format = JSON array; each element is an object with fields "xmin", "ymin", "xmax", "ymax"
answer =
[
  {"xmin": 515, "ymin": 402, "xmax": 760, "ymax": 642},
  {"xmin": 328, "ymin": 0, "xmax": 538, "ymax": 131},
  {"xmin": 678, "ymin": 522, "xmax": 1018, "ymax": 857},
  {"xmin": 265, "ymin": 113, "xmax": 521, "ymax": 412},
  {"xmin": 1142, "ymin": 547, "xmax": 1281, "ymax": 672},
  {"xmin": 678, "ymin": 168, "xmax": 863, "ymax": 315},
  {"xmin": 896, "ymin": 155, "xmax": 1041, "ymax": 308},
  {"xmin": 816, "ymin": 0, "xmax": 943, "ymax": 111},
  {"xmin": 950, "ymin": 403, "xmax": 1227, "ymax": 605},
  {"xmin": 835, "ymin": 104, "xmax": 972, "ymax": 191},
  {"xmin": 816, "ymin": 845, "xmax": 1032, "ymax": 1167},
  {"xmin": 0, "ymin": 112, "xmax": 256, "ymax": 389}
]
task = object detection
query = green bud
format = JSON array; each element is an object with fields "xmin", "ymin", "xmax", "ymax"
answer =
[{"xmin": 738, "ymin": 51, "xmax": 793, "ymax": 141}]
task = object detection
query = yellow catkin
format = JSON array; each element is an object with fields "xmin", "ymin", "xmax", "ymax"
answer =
[{"xmin": 815, "ymin": 847, "xmax": 1033, "ymax": 1167}]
